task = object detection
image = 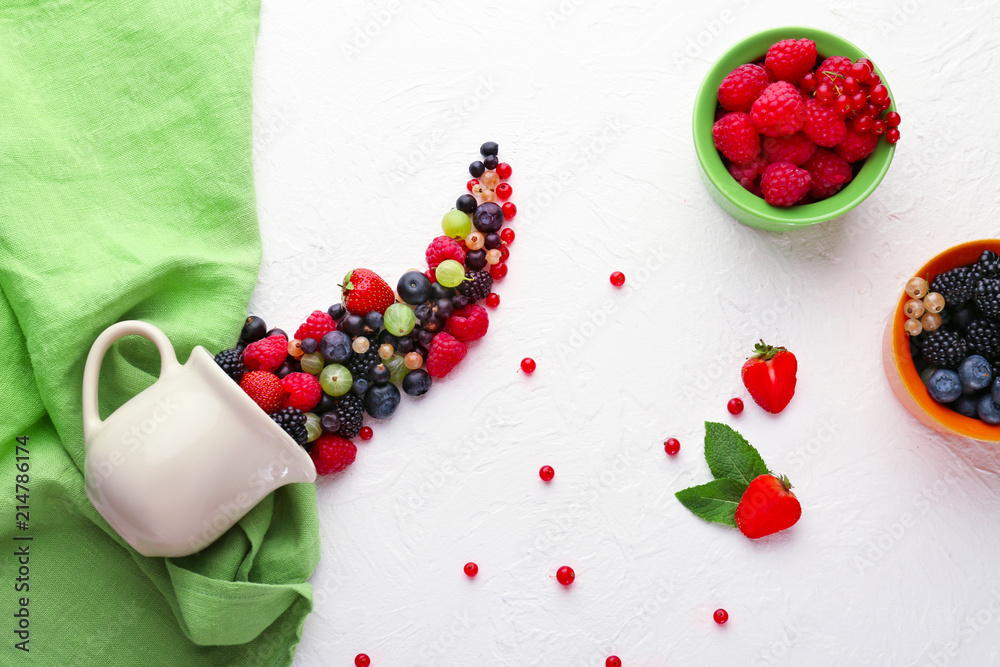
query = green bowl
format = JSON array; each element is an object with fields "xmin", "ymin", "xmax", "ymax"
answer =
[{"xmin": 693, "ymin": 26, "xmax": 896, "ymax": 232}]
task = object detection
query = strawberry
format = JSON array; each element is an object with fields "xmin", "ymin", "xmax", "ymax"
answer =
[
  {"xmin": 734, "ymin": 474, "xmax": 802, "ymax": 539},
  {"xmin": 341, "ymin": 268, "xmax": 394, "ymax": 315},
  {"xmin": 444, "ymin": 304, "xmax": 489, "ymax": 342},
  {"xmin": 740, "ymin": 340, "xmax": 797, "ymax": 413},
  {"xmin": 239, "ymin": 371, "xmax": 283, "ymax": 413}
]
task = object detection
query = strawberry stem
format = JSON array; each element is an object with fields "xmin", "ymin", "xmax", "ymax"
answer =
[{"xmin": 749, "ymin": 339, "xmax": 787, "ymax": 361}]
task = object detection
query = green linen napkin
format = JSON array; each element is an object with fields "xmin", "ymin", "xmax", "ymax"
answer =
[{"xmin": 0, "ymin": 1, "xmax": 320, "ymax": 664}]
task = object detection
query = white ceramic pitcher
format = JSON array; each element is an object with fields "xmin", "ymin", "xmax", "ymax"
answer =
[{"xmin": 82, "ymin": 320, "xmax": 316, "ymax": 557}]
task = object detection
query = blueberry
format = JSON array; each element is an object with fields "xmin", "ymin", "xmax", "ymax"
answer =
[
  {"xmin": 320, "ymin": 331, "xmax": 352, "ymax": 363},
  {"xmin": 240, "ymin": 316, "xmax": 268, "ymax": 344},
  {"xmin": 265, "ymin": 327, "xmax": 287, "ymax": 340},
  {"xmin": 363, "ymin": 382, "xmax": 401, "ymax": 419},
  {"xmin": 365, "ymin": 311, "xmax": 384, "ymax": 332},
  {"xmin": 340, "ymin": 314, "xmax": 365, "ymax": 337},
  {"xmin": 483, "ymin": 154, "xmax": 499, "ymax": 170},
  {"xmin": 398, "ymin": 270, "xmax": 432, "ymax": 306},
  {"xmin": 465, "ymin": 249, "xmax": 487, "ymax": 270},
  {"xmin": 320, "ymin": 412, "xmax": 340, "ymax": 433},
  {"xmin": 480, "ymin": 141, "xmax": 499, "ymax": 157},
  {"xmin": 352, "ymin": 378, "xmax": 370, "ymax": 397},
  {"xmin": 300, "ymin": 337, "xmax": 318, "ymax": 354},
  {"xmin": 451, "ymin": 294, "xmax": 469, "ymax": 309},
  {"xmin": 977, "ymin": 394, "xmax": 1000, "ymax": 424},
  {"xmin": 327, "ymin": 303, "xmax": 346, "ymax": 321},
  {"xmin": 473, "ymin": 202, "xmax": 504, "ymax": 234},
  {"xmin": 469, "ymin": 161, "xmax": 485, "ymax": 178},
  {"xmin": 456, "ymin": 194, "xmax": 477, "ymax": 213},
  {"xmin": 401, "ymin": 369, "xmax": 432, "ymax": 396},
  {"xmin": 429, "ymin": 283, "xmax": 455, "ymax": 301},
  {"xmin": 371, "ymin": 363, "xmax": 391, "ymax": 384},
  {"xmin": 484, "ymin": 232, "xmax": 501, "ymax": 250},
  {"xmin": 952, "ymin": 394, "xmax": 980, "ymax": 418},
  {"xmin": 958, "ymin": 355, "xmax": 992, "ymax": 394},
  {"xmin": 926, "ymin": 369, "xmax": 962, "ymax": 403}
]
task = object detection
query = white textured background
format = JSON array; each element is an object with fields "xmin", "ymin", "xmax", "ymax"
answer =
[{"xmin": 249, "ymin": 1, "xmax": 1000, "ymax": 665}]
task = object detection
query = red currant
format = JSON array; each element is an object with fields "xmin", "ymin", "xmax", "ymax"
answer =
[
  {"xmin": 539, "ymin": 465, "xmax": 555, "ymax": 482},
  {"xmin": 495, "ymin": 183, "xmax": 513, "ymax": 201},
  {"xmin": 606, "ymin": 657, "xmax": 622, "ymax": 667},
  {"xmin": 485, "ymin": 292, "xmax": 500, "ymax": 308},
  {"xmin": 521, "ymin": 357, "xmax": 536, "ymax": 373},
  {"xmin": 815, "ymin": 83, "xmax": 834, "ymax": 105},
  {"xmin": 496, "ymin": 162, "xmax": 512, "ymax": 180},
  {"xmin": 500, "ymin": 227, "xmax": 515, "ymax": 244},
  {"xmin": 885, "ymin": 111, "xmax": 901, "ymax": 128},
  {"xmin": 355, "ymin": 654, "xmax": 371, "ymax": 667},
  {"xmin": 868, "ymin": 73, "xmax": 881, "ymax": 86},
  {"xmin": 852, "ymin": 114, "xmax": 872, "ymax": 133},
  {"xmin": 849, "ymin": 92, "xmax": 866, "ymax": 111},
  {"xmin": 489, "ymin": 262, "xmax": 508, "ymax": 280},
  {"xmin": 861, "ymin": 102, "xmax": 879, "ymax": 118},
  {"xmin": 464, "ymin": 562, "xmax": 478, "ymax": 577},
  {"xmin": 856, "ymin": 58, "xmax": 874, "ymax": 77},
  {"xmin": 467, "ymin": 178, "xmax": 480, "ymax": 193},
  {"xmin": 499, "ymin": 246, "xmax": 510, "ymax": 262},
  {"xmin": 714, "ymin": 609, "xmax": 728, "ymax": 624},
  {"xmin": 849, "ymin": 61, "xmax": 870, "ymax": 82},
  {"xmin": 664, "ymin": 438, "xmax": 680, "ymax": 456},
  {"xmin": 876, "ymin": 97, "xmax": 892, "ymax": 111},
  {"xmin": 501, "ymin": 202, "xmax": 517, "ymax": 221},
  {"xmin": 424, "ymin": 268, "xmax": 436, "ymax": 283},
  {"xmin": 610, "ymin": 271, "xmax": 625, "ymax": 287},
  {"xmin": 842, "ymin": 76, "xmax": 859, "ymax": 96},
  {"xmin": 359, "ymin": 426, "xmax": 373, "ymax": 441},
  {"xmin": 869, "ymin": 84, "xmax": 888, "ymax": 104},
  {"xmin": 833, "ymin": 95, "xmax": 851, "ymax": 116},
  {"xmin": 886, "ymin": 128, "xmax": 900, "ymax": 144},
  {"xmin": 872, "ymin": 118, "xmax": 887, "ymax": 135},
  {"xmin": 556, "ymin": 566, "xmax": 575, "ymax": 585},
  {"xmin": 799, "ymin": 72, "xmax": 817, "ymax": 93},
  {"xmin": 727, "ymin": 398, "xmax": 744, "ymax": 415}
]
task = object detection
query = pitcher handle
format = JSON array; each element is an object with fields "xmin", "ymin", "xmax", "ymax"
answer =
[{"xmin": 82, "ymin": 321, "xmax": 181, "ymax": 443}]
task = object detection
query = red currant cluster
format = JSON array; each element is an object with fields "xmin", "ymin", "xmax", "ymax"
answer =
[{"xmin": 801, "ymin": 58, "xmax": 901, "ymax": 144}]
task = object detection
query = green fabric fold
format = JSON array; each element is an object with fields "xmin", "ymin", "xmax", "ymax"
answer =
[{"xmin": 0, "ymin": 1, "xmax": 320, "ymax": 664}]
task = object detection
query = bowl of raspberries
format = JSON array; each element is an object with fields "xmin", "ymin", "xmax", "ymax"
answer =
[
  {"xmin": 693, "ymin": 27, "xmax": 899, "ymax": 231},
  {"xmin": 884, "ymin": 241, "xmax": 1000, "ymax": 442}
]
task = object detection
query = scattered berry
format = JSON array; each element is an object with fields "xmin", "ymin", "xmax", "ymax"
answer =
[
  {"xmin": 735, "ymin": 473, "xmax": 802, "ymax": 538},
  {"xmin": 489, "ymin": 262, "xmax": 508, "ymax": 280},
  {"xmin": 501, "ymin": 202, "xmax": 517, "ymax": 221},
  {"xmin": 270, "ymin": 407, "xmax": 308, "ymax": 446},
  {"xmin": 355, "ymin": 654, "xmax": 370, "ymax": 667},
  {"xmin": 239, "ymin": 371, "xmax": 284, "ymax": 413},
  {"xmin": 281, "ymin": 372, "xmax": 322, "ymax": 412},
  {"xmin": 714, "ymin": 609, "xmax": 729, "ymax": 624},
  {"xmin": 332, "ymin": 393, "xmax": 365, "ymax": 439},
  {"xmin": 664, "ymin": 438, "xmax": 680, "ymax": 455},
  {"xmin": 610, "ymin": 271, "xmax": 626, "ymax": 287},
  {"xmin": 556, "ymin": 566, "xmax": 575, "ymax": 585},
  {"xmin": 521, "ymin": 357, "xmax": 536, "ymax": 373},
  {"xmin": 727, "ymin": 398, "xmax": 744, "ymax": 415},
  {"xmin": 464, "ymin": 562, "xmax": 478, "ymax": 577},
  {"xmin": 359, "ymin": 426, "xmax": 373, "ymax": 440},
  {"xmin": 445, "ymin": 304, "xmax": 490, "ymax": 342},
  {"xmin": 539, "ymin": 465, "xmax": 555, "ymax": 482},
  {"xmin": 457, "ymin": 269, "xmax": 494, "ymax": 303},
  {"xmin": 243, "ymin": 334, "xmax": 288, "ymax": 373},
  {"xmin": 239, "ymin": 316, "xmax": 268, "ymax": 345},
  {"xmin": 426, "ymin": 235, "xmax": 467, "ymax": 269},
  {"xmin": 485, "ymin": 292, "xmax": 500, "ymax": 308},
  {"xmin": 606, "ymin": 657, "xmax": 622, "ymax": 667}
]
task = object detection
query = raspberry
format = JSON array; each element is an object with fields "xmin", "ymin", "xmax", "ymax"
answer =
[
  {"xmin": 760, "ymin": 162, "xmax": 811, "ymax": 207},
  {"xmin": 765, "ymin": 39, "xmax": 817, "ymax": 83},
  {"xmin": 445, "ymin": 304, "xmax": 489, "ymax": 342},
  {"xmin": 425, "ymin": 235, "xmax": 466, "ymax": 269},
  {"xmin": 726, "ymin": 153, "xmax": 766, "ymax": 192},
  {"xmin": 816, "ymin": 56, "xmax": 854, "ymax": 82},
  {"xmin": 804, "ymin": 149, "xmax": 852, "ymax": 199},
  {"xmin": 214, "ymin": 348, "xmax": 245, "ymax": 382},
  {"xmin": 712, "ymin": 112, "xmax": 760, "ymax": 165},
  {"xmin": 425, "ymin": 332, "xmax": 468, "ymax": 378},
  {"xmin": 280, "ymin": 372, "xmax": 322, "ymax": 412},
  {"xmin": 717, "ymin": 64, "xmax": 770, "ymax": 112},
  {"xmin": 294, "ymin": 310, "xmax": 336, "ymax": 343},
  {"xmin": 310, "ymin": 434, "xmax": 357, "ymax": 475},
  {"xmin": 239, "ymin": 371, "xmax": 283, "ymax": 413},
  {"xmin": 243, "ymin": 334, "xmax": 288, "ymax": 373},
  {"xmin": 801, "ymin": 99, "xmax": 846, "ymax": 147},
  {"xmin": 835, "ymin": 128, "xmax": 878, "ymax": 163},
  {"xmin": 750, "ymin": 82, "xmax": 805, "ymax": 137},
  {"xmin": 762, "ymin": 132, "xmax": 816, "ymax": 166}
]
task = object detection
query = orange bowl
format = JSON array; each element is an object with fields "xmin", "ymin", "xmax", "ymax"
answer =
[{"xmin": 883, "ymin": 240, "xmax": 1000, "ymax": 441}]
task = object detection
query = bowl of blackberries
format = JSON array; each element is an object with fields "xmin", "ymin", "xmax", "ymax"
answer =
[{"xmin": 884, "ymin": 240, "xmax": 1000, "ymax": 441}]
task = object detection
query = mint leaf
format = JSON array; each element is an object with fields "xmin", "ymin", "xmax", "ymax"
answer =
[
  {"xmin": 675, "ymin": 478, "xmax": 747, "ymax": 527},
  {"xmin": 704, "ymin": 421, "xmax": 769, "ymax": 486}
]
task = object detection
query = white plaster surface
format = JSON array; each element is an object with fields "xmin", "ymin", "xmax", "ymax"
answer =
[{"xmin": 249, "ymin": 1, "xmax": 1000, "ymax": 664}]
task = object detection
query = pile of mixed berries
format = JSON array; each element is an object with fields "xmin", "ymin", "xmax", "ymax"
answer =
[
  {"xmin": 712, "ymin": 38, "xmax": 901, "ymax": 207},
  {"xmin": 906, "ymin": 250, "xmax": 1000, "ymax": 423},
  {"xmin": 213, "ymin": 142, "xmax": 516, "ymax": 475}
]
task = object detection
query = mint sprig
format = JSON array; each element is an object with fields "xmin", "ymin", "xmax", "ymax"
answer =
[{"xmin": 675, "ymin": 422, "xmax": 770, "ymax": 526}]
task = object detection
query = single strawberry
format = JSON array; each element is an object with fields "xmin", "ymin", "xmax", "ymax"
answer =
[
  {"xmin": 239, "ymin": 371, "xmax": 283, "ymax": 413},
  {"xmin": 735, "ymin": 474, "xmax": 802, "ymax": 539},
  {"xmin": 341, "ymin": 268, "xmax": 394, "ymax": 316},
  {"xmin": 740, "ymin": 340, "xmax": 797, "ymax": 413},
  {"xmin": 425, "ymin": 332, "xmax": 468, "ymax": 378},
  {"xmin": 444, "ymin": 304, "xmax": 489, "ymax": 342}
]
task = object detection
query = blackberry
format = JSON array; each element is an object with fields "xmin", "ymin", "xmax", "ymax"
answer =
[
  {"xmin": 921, "ymin": 329, "xmax": 968, "ymax": 370},
  {"xmin": 333, "ymin": 393, "xmax": 364, "ymax": 439},
  {"xmin": 270, "ymin": 407, "xmax": 308, "ymax": 447},
  {"xmin": 930, "ymin": 267, "xmax": 974, "ymax": 306},
  {"xmin": 974, "ymin": 250, "xmax": 1000, "ymax": 278},
  {"xmin": 214, "ymin": 348, "xmax": 245, "ymax": 382},
  {"xmin": 966, "ymin": 319, "xmax": 1000, "ymax": 361},
  {"xmin": 347, "ymin": 345, "xmax": 380, "ymax": 381},
  {"xmin": 456, "ymin": 269, "xmax": 493, "ymax": 303},
  {"xmin": 973, "ymin": 278, "xmax": 1000, "ymax": 321}
]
